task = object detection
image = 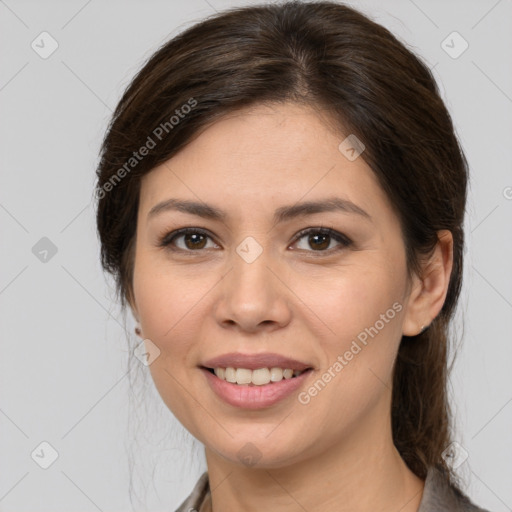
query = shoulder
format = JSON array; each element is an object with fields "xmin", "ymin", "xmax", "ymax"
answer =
[
  {"xmin": 419, "ymin": 465, "xmax": 492, "ymax": 512},
  {"xmin": 174, "ymin": 471, "xmax": 210, "ymax": 512}
]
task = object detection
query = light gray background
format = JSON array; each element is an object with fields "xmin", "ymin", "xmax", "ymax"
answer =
[{"xmin": 1, "ymin": 0, "xmax": 511, "ymax": 511}]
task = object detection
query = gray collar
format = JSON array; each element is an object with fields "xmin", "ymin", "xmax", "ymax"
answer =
[{"xmin": 418, "ymin": 465, "xmax": 490, "ymax": 512}]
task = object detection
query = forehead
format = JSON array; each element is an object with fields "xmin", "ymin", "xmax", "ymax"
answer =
[{"xmin": 138, "ymin": 102, "xmax": 391, "ymax": 225}]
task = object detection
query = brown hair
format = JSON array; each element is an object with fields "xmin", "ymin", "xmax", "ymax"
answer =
[{"xmin": 95, "ymin": 0, "xmax": 468, "ymax": 486}]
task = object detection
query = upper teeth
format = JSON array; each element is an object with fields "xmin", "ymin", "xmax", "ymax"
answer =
[{"xmin": 214, "ymin": 367, "xmax": 303, "ymax": 386}]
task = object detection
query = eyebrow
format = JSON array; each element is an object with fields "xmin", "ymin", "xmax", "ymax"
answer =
[{"xmin": 147, "ymin": 197, "xmax": 372, "ymax": 223}]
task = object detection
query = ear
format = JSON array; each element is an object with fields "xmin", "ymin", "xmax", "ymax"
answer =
[{"xmin": 402, "ymin": 230, "xmax": 453, "ymax": 336}]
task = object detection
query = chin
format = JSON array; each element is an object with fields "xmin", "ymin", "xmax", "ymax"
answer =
[{"xmin": 203, "ymin": 428, "xmax": 313, "ymax": 470}]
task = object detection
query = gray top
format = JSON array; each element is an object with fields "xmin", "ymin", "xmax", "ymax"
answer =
[{"xmin": 174, "ymin": 466, "xmax": 491, "ymax": 512}]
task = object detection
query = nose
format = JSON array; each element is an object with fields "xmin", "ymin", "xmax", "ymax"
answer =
[{"xmin": 214, "ymin": 244, "xmax": 292, "ymax": 334}]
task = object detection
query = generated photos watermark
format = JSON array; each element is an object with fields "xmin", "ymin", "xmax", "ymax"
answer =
[
  {"xmin": 298, "ymin": 301, "xmax": 403, "ymax": 405},
  {"xmin": 95, "ymin": 97, "xmax": 197, "ymax": 199}
]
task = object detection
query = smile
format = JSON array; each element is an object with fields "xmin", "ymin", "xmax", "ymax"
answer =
[{"xmin": 201, "ymin": 366, "xmax": 314, "ymax": 409}]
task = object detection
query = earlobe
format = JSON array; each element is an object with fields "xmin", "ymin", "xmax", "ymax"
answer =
[
  {"xmin": 401, "ymin": 273, "xmax": 426, "ymax": 336},
  {"xmin": 401, "ymin": 230, "xmax": 453, "ymax": 336}
]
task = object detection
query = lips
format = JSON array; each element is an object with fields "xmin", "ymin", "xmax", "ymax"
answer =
[
  {"xmin": 201, "ymin": 352, "xmax": 313, "ymax": 372},
  {"xmin": 201, "ymin": 366, "xmax": 314, "ymax": 409},
  {"xmin": 199, "ymin": 352, "xmax": 315, "ymax": 408}
]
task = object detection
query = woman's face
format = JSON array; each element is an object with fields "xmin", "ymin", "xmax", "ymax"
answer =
[{"xmin": 131, "ymin": 102, "xmax": 419, "ymax": 468}]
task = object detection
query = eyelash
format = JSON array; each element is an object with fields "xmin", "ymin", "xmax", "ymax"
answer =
[{"xmin": 158, "ymin": 226, "xmax": 352, "ymax": 256}]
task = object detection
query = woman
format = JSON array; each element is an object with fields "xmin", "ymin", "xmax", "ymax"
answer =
[{"xmin": 95, "ymin": 1, "xmax": 491, "ymax": 510}]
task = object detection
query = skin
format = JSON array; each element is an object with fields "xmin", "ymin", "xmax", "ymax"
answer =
[{"xmin": 129, "ymin": 102, "xmax": 453, "ymax": 511}]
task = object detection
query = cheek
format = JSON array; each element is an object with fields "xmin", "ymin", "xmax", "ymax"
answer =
[
  {"xmin": 296, "ymin": 258, "xmax": 406, "ymax": 395},
  {"xmin": 133, "ymin": 248, "xmax": 211, "ymax": 342},
  {"xmin": 132, "ymin": 257, "xmax": 213, "ymax": 433},
  {"xmin": 297, "ymin": 258, "xmax": 405, "ymax": 342},
  {"xmin": 132, "ymin": 249, "xmax": 220, "ymax": 380}
]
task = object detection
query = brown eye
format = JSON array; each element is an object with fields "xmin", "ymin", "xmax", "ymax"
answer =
[
  {"xmin": 292, "ymin": 228, "xmax": 352, "ymax": 253},
  {"xmin": 307, "ymin": 232, "xmax": 330, "ymax": 250},
  {"xmin": 159, "ymin": 228, "xmax": 218, "ymax": 252},
  {"xmin": 181, "ymin": 232, "xmax": 208, "ymax": 250}
]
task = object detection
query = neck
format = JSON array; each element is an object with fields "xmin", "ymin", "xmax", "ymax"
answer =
[{"xmin": 204, "ymin": 411, "xmax": 425, "ymax": 512}]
